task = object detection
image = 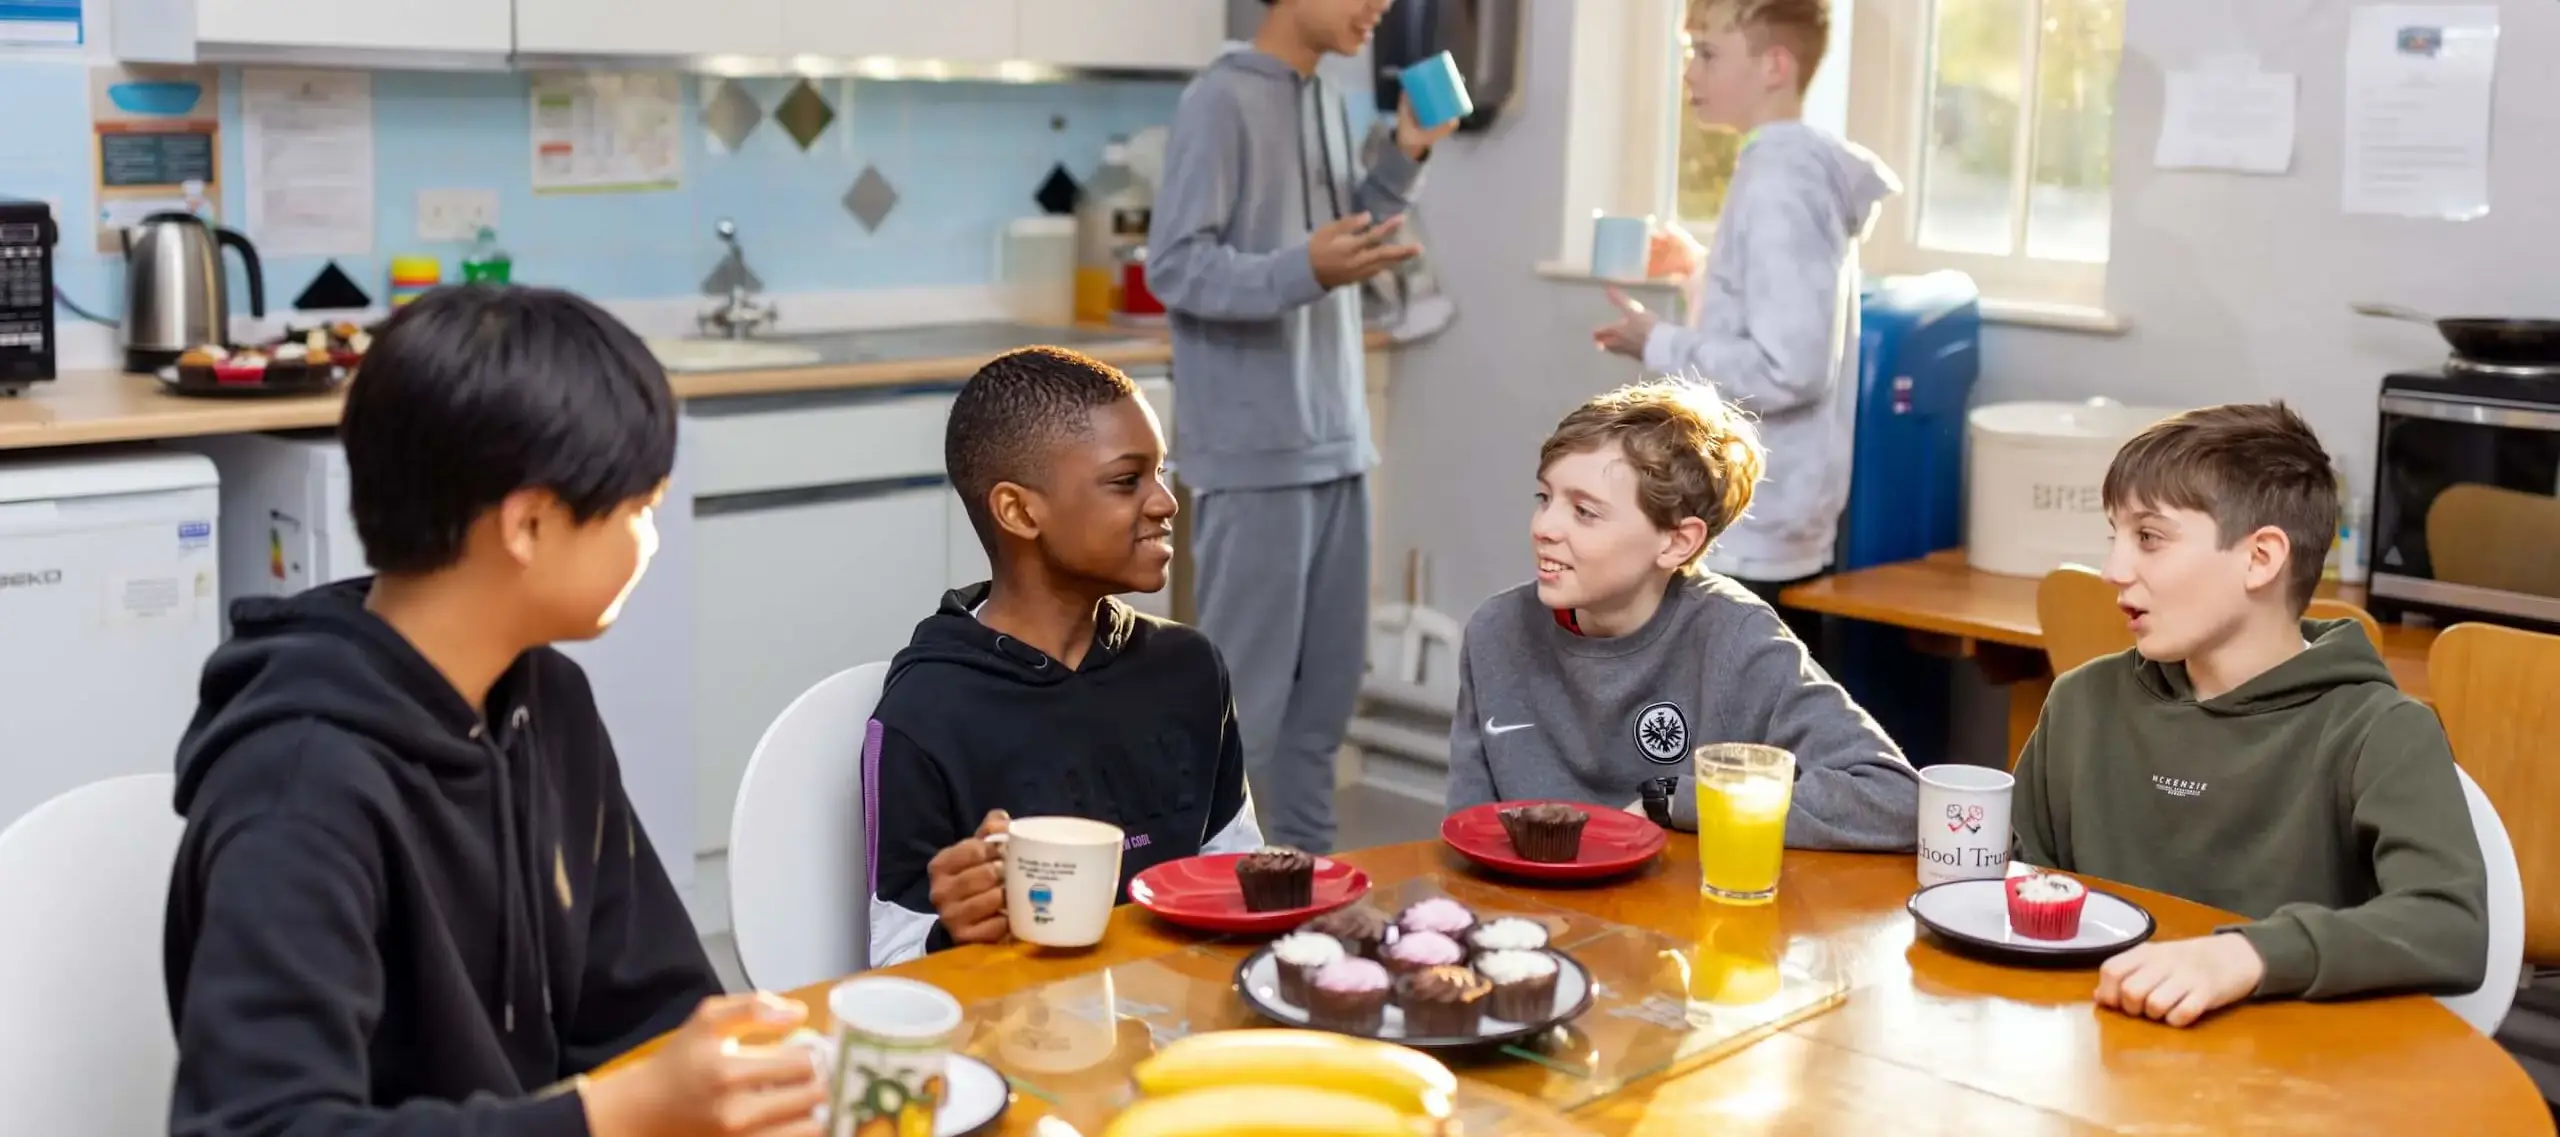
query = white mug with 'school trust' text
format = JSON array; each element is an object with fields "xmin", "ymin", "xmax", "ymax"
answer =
[{"xmin": 1916, "ymin": 764, "xmax": 2013, "ymax": 887}]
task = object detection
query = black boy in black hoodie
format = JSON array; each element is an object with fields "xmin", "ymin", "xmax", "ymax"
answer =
[
  {"xmin": 866, "ymin": 348, "xmax": 1262, "ymax": 965},
  {"xmin": 164, "ymin": 286, "xmax": 824, "ymax": 1137}
]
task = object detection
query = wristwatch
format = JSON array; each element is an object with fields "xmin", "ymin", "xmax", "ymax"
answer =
[{"xmin": 1640, "ymin": 777, "xmax": 1679, "ymax": 827}]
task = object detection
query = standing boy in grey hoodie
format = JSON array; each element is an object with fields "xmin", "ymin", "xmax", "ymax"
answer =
[
  {"xmin": 1595, "ymin": 0, "xmax": 1899, "ymax": 645},
  {"xmin": 1146, "ymin": 0, "xmax": 1456, "ymax": 852}
]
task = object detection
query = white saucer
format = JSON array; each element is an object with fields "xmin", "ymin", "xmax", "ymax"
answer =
[
  {"xmin": 935, "ymin": 1055, "xmax": 1009, "ymax": 1136},
  {"xmin": 1907, "ymin": 877, "xmax": 2156, "ymax": 966}
]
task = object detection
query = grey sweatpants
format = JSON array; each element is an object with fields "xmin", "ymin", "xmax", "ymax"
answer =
[{"xmin": 1191, "ymin": 475, "xmax": 1370, "ymax": 853}]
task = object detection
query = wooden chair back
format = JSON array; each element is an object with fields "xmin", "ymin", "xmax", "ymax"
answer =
[
  {"xmin": 2431, "ymin": 622, "xmax": 2560, "ymax": 964},
  {"xmin": 2036, "ymin": 565, "xmax": 2134, "ymax": 676}
]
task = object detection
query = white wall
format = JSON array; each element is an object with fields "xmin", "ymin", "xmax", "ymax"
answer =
[{"xmin": 1388, "ymin": 0, "xmax": 2560, "ymax": 620}]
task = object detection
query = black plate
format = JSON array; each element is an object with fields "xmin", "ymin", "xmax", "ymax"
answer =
[
  {"xmin": 157, "ymin": 364, "xmax": 347, "ymax": 398},
  {"xmin": 1232, "ymin": 947, "xmax": 1596, "ymax": 1050},
  {"xmin": 1906, "ymin": 877, "xmax": 2158, "ymax": 968}
]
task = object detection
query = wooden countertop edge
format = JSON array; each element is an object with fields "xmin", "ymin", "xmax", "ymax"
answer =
[{"xmin": 3, "ymin": 328, "xmax": 1400, "ymax": 453}]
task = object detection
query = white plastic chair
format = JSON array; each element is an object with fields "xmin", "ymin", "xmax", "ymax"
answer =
[
  {"xmin": 728, "ymin": 662, "xmax": 889, "ymax": 992},
  {"xmin": 0, "ymin": 774, "xmax": 186, "ymax": 1136},
  {"xmin": 2441, "ymin": 766, "xmax": 2525, "ymax": 1036}
]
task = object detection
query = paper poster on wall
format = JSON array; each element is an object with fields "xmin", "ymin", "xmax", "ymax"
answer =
[
  {"xmin": 2342, "ymin": 4, "xmax": 2499, "ymax": 219},
  {"xmin": 0, "ymin": 0, "xmax": 81, "ymax": 45},
  {"xmin": 529, "ymin": 72, "xmax": 683, "ymax": 194},
  {"xmin": 2153, "ymin": 57, "xmax": 2296, "ymax": 175},
  {"xmin": 89, "ymin": 63, "xmax": 221, "ymax": 253},
  {"xmin": 242, "ymin": 68, "xmax": 375, "ymax": 257}
]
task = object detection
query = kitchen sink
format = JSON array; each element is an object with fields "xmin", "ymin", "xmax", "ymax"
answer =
[{"xmin": 688, "ymin": 320, "xmax": 1157, "ymax": 370}]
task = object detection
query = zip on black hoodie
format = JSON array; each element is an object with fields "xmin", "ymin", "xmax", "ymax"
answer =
[
  {"xmin": 866, "ymin": 584, "xmax": 1259, "ymax": 965},
  {"xmin": 165, "ymin": 580, "xmax": 719, "ymax": 1137}
]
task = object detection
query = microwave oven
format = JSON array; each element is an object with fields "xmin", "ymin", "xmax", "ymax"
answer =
[
  {"xmin": 2368, "ymin": 366, "xmax": 2560, "ymax": 630},
  {"xmin": 0, "ymin": 198, "xmax": 57, "ymax": 394}
]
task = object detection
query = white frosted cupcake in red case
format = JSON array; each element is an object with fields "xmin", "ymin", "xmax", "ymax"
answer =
[{"xmin": 2006, "ymin": 872, "xmax": 2088, "ymax": 940}]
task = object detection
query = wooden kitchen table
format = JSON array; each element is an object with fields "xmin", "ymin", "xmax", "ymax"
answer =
[
  {"xmin": 612, "ymin": 839, "xmax": 2547, "ymax": 1136},
  {"xmin": 1780, "ymin": 550, "xmax": 2441, "ymax": 763}
]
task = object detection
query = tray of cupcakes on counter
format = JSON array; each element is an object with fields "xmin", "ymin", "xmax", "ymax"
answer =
[{"xmin": 162, "ymin": 321, "xmax": 374, "ymax": 397}]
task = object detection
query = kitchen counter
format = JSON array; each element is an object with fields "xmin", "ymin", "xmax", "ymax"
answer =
[{"xmin": 0, "ymin": 328, "xmax": 1196, "ymax": 453}]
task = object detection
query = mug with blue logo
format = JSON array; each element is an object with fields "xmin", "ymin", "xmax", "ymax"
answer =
[
  {"xmin": 1399, "ymin": 50, "xmax": 1474, "ymax": 131},
  {"xmin": 1591, "ymin": 213, "xmax": 1656, "ymax": 281},
  {"xmin": 988, "ymin": 816, "xmax": 1124, "ymax": 948}
]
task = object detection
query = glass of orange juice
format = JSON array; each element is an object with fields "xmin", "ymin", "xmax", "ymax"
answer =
[{"xmin": 1694, "ymin": 743, "xmax": 1794, "ymax": 905}]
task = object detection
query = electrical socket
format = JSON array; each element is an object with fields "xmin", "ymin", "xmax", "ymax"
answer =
[{"xmin": 416, "ymin": 188, "xmax": 499, "ymax": 243}]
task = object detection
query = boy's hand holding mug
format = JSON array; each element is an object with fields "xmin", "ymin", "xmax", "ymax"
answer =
[
  {"xmin": 928, "ymin": 810, "xmax": 1013, "ymax": 947},
  {"xmin": 582, "ymin": 992, "xmax": 825, "ymax": 1137}
]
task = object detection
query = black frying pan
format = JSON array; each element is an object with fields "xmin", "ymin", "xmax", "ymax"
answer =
[{"xmin": 2354, "ymin": 303, "xmax": 2560, "ymax": 364}]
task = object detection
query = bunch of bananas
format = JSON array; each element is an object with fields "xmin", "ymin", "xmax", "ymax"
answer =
[{"xmin": 1101, "ymin": 1029, "xmax": 1460, "ymax": 1137}]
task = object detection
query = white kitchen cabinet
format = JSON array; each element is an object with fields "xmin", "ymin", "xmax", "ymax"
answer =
[
  {"xmin": 785, "ymin": 0, "xmax": 1018, "ymax": 63},
  {"xmin": 115, "ymin": 0, "xmax": 512, "ymax": 61},
  {"xmin": 516, "ymin": 0, "xmax": 785, "ymax": 58},
  {"xmin": 1017, "ymin": 0, "xmax": 1225, "ymax": 70}
]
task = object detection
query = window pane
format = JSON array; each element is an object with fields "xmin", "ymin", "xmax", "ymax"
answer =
[
  {"xmin": 1918, "ymin": 0, "xmax": 2027, "ymax": 255},
  {"xmin": 2024, "ymin": 0, "xmax": 2122, "ymax": 262},
  {"xmin": 1678, "ymin": 117, "xmax": 1743, "ymax": 225}
]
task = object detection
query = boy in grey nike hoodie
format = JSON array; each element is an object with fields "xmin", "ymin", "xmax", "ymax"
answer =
[
  {"xmin": 1596, "ymin": 0, "xmax": 1900, "ymax": 639},
  {"xmin": 1145, "ymin": 0, "xmax": 1456, "ymax": 852},
  {"xmin": 1445, "ymin": 383, "xmax": 1918, "ymax": 851}
]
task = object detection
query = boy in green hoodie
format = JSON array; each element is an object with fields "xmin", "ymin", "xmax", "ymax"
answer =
[{"xmin": 2012, "ymin": 402, "xmax": 2486, "ymax": 1027}]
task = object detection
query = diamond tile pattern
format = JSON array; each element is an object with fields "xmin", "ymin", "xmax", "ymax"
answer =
[
  {"xmin": 701, "ymin": 79, "xmax": 763, "ymax": 152},
  {"xmin": 843, "ymin": 165, "xmax": 899, "ymax": 232},
  {"xmin": 1034, "ymin": 163, "xmax": 1080, "ymax": 215},
  {"xmin": 773, "ymin": 79, "xmax": 834, "ymax": 151}
]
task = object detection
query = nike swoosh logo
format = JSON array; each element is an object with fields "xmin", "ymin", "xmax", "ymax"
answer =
[{"xmin": 1485, "ymin": 720, "xmax": 1535, "ymax": 736}]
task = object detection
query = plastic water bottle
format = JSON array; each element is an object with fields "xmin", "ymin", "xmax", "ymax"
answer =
[{"xmin": 461, "ymin": 226, "xmax": 512, "ymax": 285}]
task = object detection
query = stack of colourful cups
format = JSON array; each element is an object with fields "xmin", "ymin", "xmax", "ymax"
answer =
[{"xmin": 389, "ymin": 255, "xmax": 442, "ymax": 307}]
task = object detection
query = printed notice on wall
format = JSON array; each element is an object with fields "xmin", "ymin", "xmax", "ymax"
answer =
[
  {"xmin": 89, "ymin": 63, "xmax": 220, "ymax": 253},
  {"xmin": 2342, "ymin": 5, "xmax": 2499, "ymax": 219},
  {"xmin": 529, "ymin": 72, "xmax": 683, "ymax": 194},
  {"xmin": 242, "ymin": 68, "xmax": 375, "ymax": 257},
  {"xmin": 2154, "ymin": 56, "xmax": 2296, "ymax": 175}
]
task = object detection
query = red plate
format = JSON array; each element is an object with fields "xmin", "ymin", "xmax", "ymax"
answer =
[
  {"xmin": 1440, "ymin": 801, "xmax": 1668, "ymax": 881},
  {"xmin": 1127, "ymin": 853, "xmax": 1371, "ymax": 934}
]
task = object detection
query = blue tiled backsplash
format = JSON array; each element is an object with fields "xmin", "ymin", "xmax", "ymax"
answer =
[{"xmin": 0, "ymin": 59, "xmax": 1187, "ymax": 315}]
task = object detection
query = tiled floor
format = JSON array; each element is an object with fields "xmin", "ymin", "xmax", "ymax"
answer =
[{"xmin": 699, "ymin": 783, "xmax": 1447, "ymax": 993}]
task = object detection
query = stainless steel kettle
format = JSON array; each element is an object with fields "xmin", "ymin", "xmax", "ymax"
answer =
[{"xmin": 120, "ymin": 212, "xmax": 263, "ymax": 372}]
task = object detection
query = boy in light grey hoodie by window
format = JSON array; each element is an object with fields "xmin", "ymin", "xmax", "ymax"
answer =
[
  {"xmin": 1595, "ymin": 0, "xmax": 1900, "ymax": 643},
  {"xmin": 1445, "ymin": 383, "xmax": 1917, "ymax": 850},
  {"xmin": 1144, "ymin": 0, "xmax": 1457, "ymax": 853}
]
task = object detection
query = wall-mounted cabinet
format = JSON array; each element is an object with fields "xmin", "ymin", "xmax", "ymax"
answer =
[
  {"xmin": 784, "ymin": 0, "xmax": 1020, "ymax": 64},
  {"xmin": 1019, "ymin": 0, "xmax": 1225, "ymax": 70},
  {"xmin": 514, "ymin": 0, "xmax": 786, "ymax": 57},
  {"xmin": 115, "ymin": 0, "xmax": 514, "ymax": 63},
  {"xmin": 116, "ymin": 0, "xmax": 1215, "ymax": 71}
]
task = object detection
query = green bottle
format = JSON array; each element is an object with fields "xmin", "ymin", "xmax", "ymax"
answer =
[{"xmin": 461, "ymin": 225, "xmax": 512, "ymax": 284}]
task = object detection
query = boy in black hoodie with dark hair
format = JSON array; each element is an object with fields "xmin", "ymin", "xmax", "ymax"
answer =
[
  {"xmin": 166, "ymin": 284, "xmax": 825, "ymax": 1137},
  {"xmin": 866, "ymin": 347, "xmax": 1262, "ymax": 965}
]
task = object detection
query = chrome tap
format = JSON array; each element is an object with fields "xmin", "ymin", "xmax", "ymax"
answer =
[{"xmin": 698, "ymin": 218, "xmax": 777, "ymax": 340}]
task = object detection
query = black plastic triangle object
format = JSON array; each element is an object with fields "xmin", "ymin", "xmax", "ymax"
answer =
[
  {"xmin": 1034, "ymin": 163, "xmax": 1081, "ymax": 215},
  {"xmin": 294, "ymin": 261, "xmax": 373, "ymax": 310}
]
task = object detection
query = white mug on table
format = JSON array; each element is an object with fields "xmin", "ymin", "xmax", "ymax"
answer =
[
  {"xmin": 1916, "ymin": 764, "xmax": 2013, "ymax": 887},
  {"xmin": 986, "ymin": 815, "xmax": 1124, "ymax": 948}
]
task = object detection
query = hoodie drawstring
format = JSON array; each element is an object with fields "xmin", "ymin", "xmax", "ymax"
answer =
[{"xmin": 486, "ymin": 704, "xmax": 550, "ymax": 1039}]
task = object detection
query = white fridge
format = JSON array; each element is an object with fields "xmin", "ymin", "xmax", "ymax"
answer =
[
  {"xmin": 182, "ymin": 431, "xmax": 699, "ymax": 890},
  {"xmin": 0, "ymin": 449, "xmax": 220, "ymax": 835}
]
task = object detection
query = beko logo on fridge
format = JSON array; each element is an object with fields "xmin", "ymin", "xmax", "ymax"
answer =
[{"xmin": 0, "ymin": 568, "xmax": 64, "ymax": 589}]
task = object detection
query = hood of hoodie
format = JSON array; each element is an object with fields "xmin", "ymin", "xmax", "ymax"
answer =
[
  {"xmin": 2137, "ymin": 617, "xmax": 2399, "ymax": 713},
  {"xmin": 177, "ymin": 580, "xmax": 497, "ymax": 812},
  {"xmin": 886, "ymin": 583, "xmax": 1142, "ymax": 689},
  {"xmin": 1747, "ymin": 122, "xmax": 1901, "ymax": 240}
]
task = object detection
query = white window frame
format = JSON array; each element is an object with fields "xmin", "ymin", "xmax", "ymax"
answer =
[
  {"xmin": 1842, "ymin": 0, "xmax": 2116, "ymax": 315},
  {"xmin": 1542, "ymin": 0, "xmax": 1687, "ymax": 279}
]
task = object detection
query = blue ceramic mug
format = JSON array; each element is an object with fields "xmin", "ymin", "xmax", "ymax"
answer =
[
  {"xmin": 1591, "ymin": 213, "xmax": 1654, "ymax": 281},
  {"xmin": 1399, "ymin": 51, "xmax": 1474, "ymax": 130}
]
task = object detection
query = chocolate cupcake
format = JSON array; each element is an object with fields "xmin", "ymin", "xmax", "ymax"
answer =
[
  {"xmin": 1396, "ymin": 965, "xmax": 1492, "ymax": 1038},
  {"xmin": 1464, "ymin": 916, "xmax": 1550, "ymax": 962},
  {"xmin": 1497, "ymin": 803, "xmax": 1589, "ymax": 863},
  {"xmin": 1381, "ymin": 930, "xmax": 1464, "ymax": 977},
  {"xmin": 1305, "ymin": 958, "xmax": 1391, "ymax": 1033},
  {"xmin": 1475, "ymin": 949, "xmax": 1562, "ymax": 1023},
  {"xmin": 1270, "ymin": 930, "xmax": 1345, "ymax": 1006},
  {"xmin": 1235, "ymin": 845, "xmax": 1316, "ymax": 912},
  {"xmin": 1396, "ymin": 897, "xmax": 1477, "ymax": 941},
  {"xmin": 1302, "ymin": 905, "xmax": 1394, "ymax": 960}
]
